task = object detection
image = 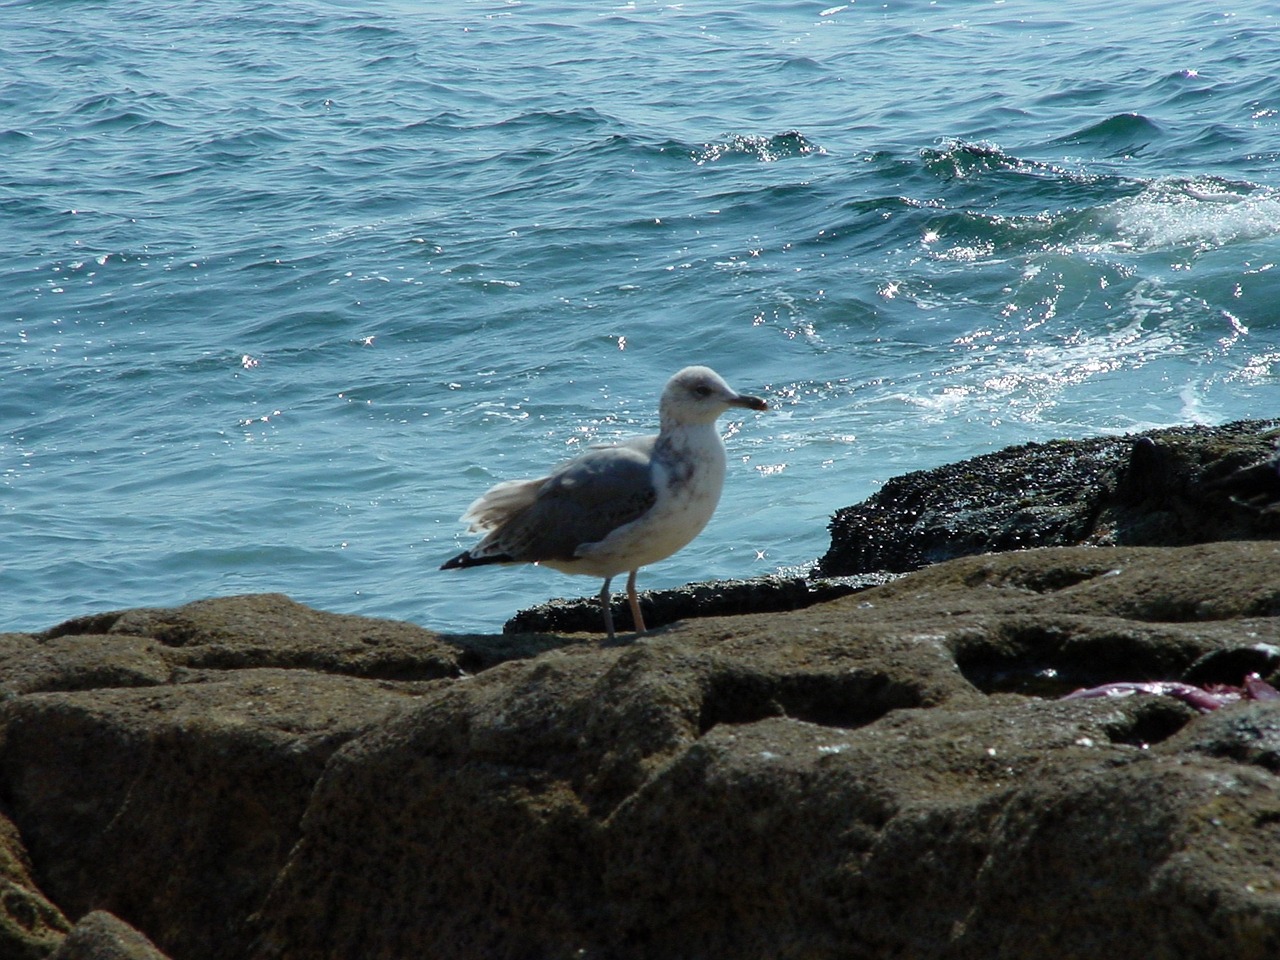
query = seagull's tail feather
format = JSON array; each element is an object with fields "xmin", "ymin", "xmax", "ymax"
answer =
[
  {"xmin": 461, "ymin": 477, "xmax": 543, "ymax": 532},
  {"xmin": 440, "ymin": 550, "xmax": 514, "ymax": 571}
]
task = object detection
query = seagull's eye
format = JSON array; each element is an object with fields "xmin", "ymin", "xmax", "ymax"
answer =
[{"xmin": 693, "ymin": 385, "xmax": 713, "ymax": 398}]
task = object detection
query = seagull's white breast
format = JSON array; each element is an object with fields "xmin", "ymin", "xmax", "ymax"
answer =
[{"xmin": 549, "ymin": 422, "xmax": 728, "ymax": 578}]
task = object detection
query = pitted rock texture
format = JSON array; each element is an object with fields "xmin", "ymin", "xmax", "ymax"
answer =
[{"xmin": 3, "ymin": 544, "xmax": 1277, "ymax": 958}]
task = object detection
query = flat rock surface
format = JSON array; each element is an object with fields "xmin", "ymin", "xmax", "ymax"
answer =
[{"xmin": 3, "ymin": 543, "xmax": 1276, "ymax": 959}]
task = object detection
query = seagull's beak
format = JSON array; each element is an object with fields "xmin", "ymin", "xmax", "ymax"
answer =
[{"xmin": 730, "ymin": 393, "xmax": 768, "ymax": 412}]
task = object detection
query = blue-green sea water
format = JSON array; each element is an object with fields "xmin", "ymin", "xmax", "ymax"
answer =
[{"xmin": 3, "ymin": 0, "xmax": 1278, "ymax": 634}]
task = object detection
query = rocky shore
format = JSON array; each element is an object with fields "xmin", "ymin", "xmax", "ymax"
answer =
[{"xmin": 1, "ymin": 420, "xmax": 1277, "ymax": 959}]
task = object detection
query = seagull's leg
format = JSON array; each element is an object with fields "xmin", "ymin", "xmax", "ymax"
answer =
[
  {"xmin": 597, "ymin": 577, "xmax": 615, "ymax": 640},
  {"xmin": 626, "ymin": 568, "xmax": 647, "ymax": 634}
]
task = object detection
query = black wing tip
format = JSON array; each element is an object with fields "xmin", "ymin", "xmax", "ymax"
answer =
[{"xmin": 440, "ymin": 551, "xmax": 512, "ymax": 571}]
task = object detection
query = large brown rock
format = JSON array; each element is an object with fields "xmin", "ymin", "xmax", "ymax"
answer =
[
  {"xmin": 29, "ymin": 592, "xmax": 470, "ymax": 685},
  {"xmin": 247, "ymin": 542, "xmax": 1280, "ymax": 960},
  {"xmin": 0, "ymin": 669, "xmax": 422, "ymax": 960},
  {"xmin": 0, "ymin": 593, "xmax": 579, "ymax": 960},
  {"xmin": 1, "ymin": 545, "xmax": 1278, "ymax": 959}
]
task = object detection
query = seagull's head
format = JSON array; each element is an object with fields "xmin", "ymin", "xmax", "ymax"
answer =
[{"xmin": 660, "ymin": 366, "xmax": 768, "ymax": 427}]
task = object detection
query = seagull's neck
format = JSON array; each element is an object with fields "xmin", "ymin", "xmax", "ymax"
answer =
[
  {"xmin": 652, "ymin": 418, "xmax": 728, "ymax": 505},
  {"xmin": 654, "ymin": 418, "xmax": 725, "ymax": 463},
  {"xmin": 659, "ymin": 413, "xmax": 718, "ymax": 439}
]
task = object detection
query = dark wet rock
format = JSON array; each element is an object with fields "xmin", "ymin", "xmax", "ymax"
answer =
[
  {"xmin": 2, "ymin": 545, "xmax": 1279, "ymax": 959},
  {"xmin": 48, "ymin": 911, "xmax": 171, "ymax": 960},
  {"xmin": 504, "ymin": 572, "xmax": 895, "ymax": 635},
  {"xmin": 511, "ymin": 420, "xmax": 1277, "ymax": 637},
  {"xmin": 816, "ymin": 418, "xmax": 1280, "ymax": 577}
]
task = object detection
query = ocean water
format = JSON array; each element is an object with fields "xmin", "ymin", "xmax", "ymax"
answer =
[{"xmin": 3, "ymin": 0, "xmax": 1278, "ymax": 635}]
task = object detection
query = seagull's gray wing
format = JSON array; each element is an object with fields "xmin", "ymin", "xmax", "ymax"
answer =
[{"xmin": 476, "ymin": 437, "xmax": 658, "ymax": 563}]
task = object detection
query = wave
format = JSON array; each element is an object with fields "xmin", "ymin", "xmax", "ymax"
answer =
[
  {"xmin": 1102, "ymin": 177, "xmax": 1280, "ymax": 253},
  {"xmin": 1050, "ymin": 113, "xmax": 1163, "ymax": 156},
  {"xmin": 490, "ymin": 106, "xmax": 618, "ymax": 135},
  {"xmin": 692, "ymin": 131, "xmax": 826, "ymax": 165},
  {"xmin": 909, "ymin": 139, "xmax": 1280, "ymax": 259},
  {"xmin": 919, "ymin": 139, "xmax": 1060, "ymax": 179}
]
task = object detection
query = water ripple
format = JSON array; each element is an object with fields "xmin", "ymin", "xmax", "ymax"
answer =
[{"xmin": 3, "ymin": 0, "xmax": 1279, "ymax": 633}]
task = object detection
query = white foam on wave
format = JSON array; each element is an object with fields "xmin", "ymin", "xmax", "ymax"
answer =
[{"xmin": 1106, "ymin": 178, "xmax": 1280, "ymax": 253}]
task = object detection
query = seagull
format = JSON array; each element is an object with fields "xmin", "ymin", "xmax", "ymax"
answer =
[{"xmin": 441, "ymin": 366, "xmax": 767, "ymax": 638}]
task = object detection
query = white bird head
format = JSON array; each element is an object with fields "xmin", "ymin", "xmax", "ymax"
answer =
[{"xmin": 659, "ymin": 366, "xmax": 767, "ymax": 428}]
